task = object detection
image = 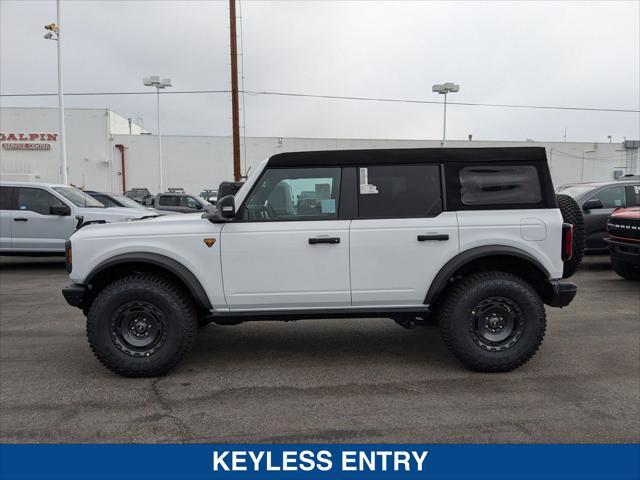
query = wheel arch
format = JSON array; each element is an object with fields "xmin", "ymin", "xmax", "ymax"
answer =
[
  {"xmin": 425, "ymin": 246, "xmax": 554, "ymax": 307},
  {"xmin": 84, "ymin": 253, "xmax": 212, "ymax": 311}
]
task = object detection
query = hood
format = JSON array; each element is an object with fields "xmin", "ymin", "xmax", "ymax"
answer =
[
  {"xmin": 611, "ymin": 207, "xmax": 640, "ymax": 220},
  {"xmin": 75, "ymin": 206, "xmax": 149, "ymax": 222}
]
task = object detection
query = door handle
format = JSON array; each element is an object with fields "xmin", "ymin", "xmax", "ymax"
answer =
[
  {"xmin": 417, "ymin": 234, "xmax": 449, "ymax": 241},
  {"xmin": 14, "ymin": 217, "xmax": 28, "ymax": 222},
  {"xmin": 309, "ymin": 237, "xmax": 340, "ymax": 245}
]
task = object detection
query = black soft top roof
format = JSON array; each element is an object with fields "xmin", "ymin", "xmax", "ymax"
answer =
[{"xmin": 268, "ymin": 147, "xmax": 547, "ymax": 167}]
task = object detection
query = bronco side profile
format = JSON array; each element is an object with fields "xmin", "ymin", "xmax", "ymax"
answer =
[{"xmin": 62, "ymin": 147, "xmax": 578, "ymax": 377}]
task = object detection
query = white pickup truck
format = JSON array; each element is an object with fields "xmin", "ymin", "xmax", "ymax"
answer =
[{"xmin": 62, "ymin": 147, "xmax": 577, "ymax": 377}]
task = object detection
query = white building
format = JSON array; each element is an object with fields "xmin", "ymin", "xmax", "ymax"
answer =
[{"xmin": 1, "ymin": 107, "xmax": 638, "ymax": 194}]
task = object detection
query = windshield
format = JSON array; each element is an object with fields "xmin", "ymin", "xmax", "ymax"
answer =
[
  {"xmin": 112, "ymin": 194, "xmax": 148, "ymax": 209},
  {"xmin": 53, "ymin": 187, "xmax": 105, "ymax": 208},
  {"xmin": 560, "ymin": 185, "xmax": 596, "ymax": 202}
]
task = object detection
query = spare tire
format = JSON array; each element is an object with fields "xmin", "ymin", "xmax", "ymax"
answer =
[{"xmin": 556, "ymin": 193, "xmax": 585, "ymax": 278}]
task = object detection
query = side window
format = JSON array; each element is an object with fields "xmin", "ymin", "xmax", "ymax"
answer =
[
  {"xmin": 626, "ymin": 185, "xmax": 640, "ymax": 206},
  {"xmin": 357, "ymin": 164, "xmax": 442, "ymax": 218},
  {"xmin": 460, "ymin": 165, "xmax": 541, "ymax": 206},
  {"xmin": 0, "ymin": 187, "xmax": 14, "ymax": 210},
  {"xmin": 16, "ymin": 188, "xmax": 65, "ymax": 215},
  {"xmin": 158, "ymin": 195, "xmax": 179, "ymax": 207},
  {"xmin": 242, "ymin": 167, "xmax": 341, "ymax": 221},
  {"xmin": 591, "ymin": 186, "xmax": 626, "ymax": 208}
]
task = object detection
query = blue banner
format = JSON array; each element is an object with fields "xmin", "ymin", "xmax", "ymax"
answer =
[{"xmin": 1, "ymin": 444, "xmax": 638, "ymax": 480}]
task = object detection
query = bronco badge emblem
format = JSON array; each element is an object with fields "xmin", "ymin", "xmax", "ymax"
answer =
[{"xmin": 203, "ymin": 238, "xmax": 216, "ymax": 248}]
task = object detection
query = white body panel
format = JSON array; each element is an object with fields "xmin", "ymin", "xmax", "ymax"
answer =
[
  {"xmin": 457, "ymin": 209, "xmax": 564, "ymax": 279},
  {"xmin": 69, "ymin": 214, "xmax": 226, "ymax": 309},
  {"xmin": 220, "ymin": 220, "xmax": 351, "ymax": 310},
  {"xmin": 350, "ymin": 213, "xmax": 459, "ymax": 306}
]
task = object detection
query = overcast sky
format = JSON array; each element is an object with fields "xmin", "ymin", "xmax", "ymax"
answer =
[{"xmin": 1, "ymin": 0, "xmax": 638, "ymax": 142}]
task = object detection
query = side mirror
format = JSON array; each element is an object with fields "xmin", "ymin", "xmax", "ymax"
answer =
[
  {"xmin": 50, "ymin": 204, "xmax": 71, "ymax": 216},
  {"xmin": 217, "ymin": 195, "xmax": 236, "ymax": 220},
  {"xmin": 583, "ymin": 198, "xmax": 604, "ymax": 211}
]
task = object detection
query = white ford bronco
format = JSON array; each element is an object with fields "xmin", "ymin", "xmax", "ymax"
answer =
[{"xmin": 62, "ymin": 147, "xmax": 578, "ymax": 377}]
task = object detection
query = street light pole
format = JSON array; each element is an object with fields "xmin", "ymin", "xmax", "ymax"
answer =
[
  {"xmin": 432, "ymin": 82, "xmax": 460, "ymax": 147},
  {"xmin": 143, "ymin": 76, "xmax": 172, "ymax": 193},
  {"xmin": 44, "ymin": 1, "xmax": 68, "ymax": 184}
]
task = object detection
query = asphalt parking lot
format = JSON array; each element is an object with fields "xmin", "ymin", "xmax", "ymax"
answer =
[{"xmin": 0, "ymin": 255, "xmax": 638, "ymax": 443}]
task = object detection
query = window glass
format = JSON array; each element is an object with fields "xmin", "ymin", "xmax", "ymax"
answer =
[
  {"xmin": 242, "ymin": 168, "xmax": 341, "ymax": 221},
  {"xmin": 358, "ymin": 165, "xmax": 442, "ymax": 218},
  {"xmin": 17, "ymin": 188, "xmax": 66, "ymax": 215},
  {"xmin": 53, "ymin": 187, "xmax": 104, "ymax": 208},
  {"xmin": 112, "ymin": 195, "xmax": 146, "ymax": 209},
  {"xmin": 0, "ymin": 187, "xmax": 13, "ymax": 210},
  {"xmin": 185, "ymin": 196, "xmax": 202, "ymax": 209},
  {"xmin": 590, "ymin": 186, "xmax": 626, "ymax": 208},
  {"xmin": 159, "ymin": 195, "xmax": 180, "ymax": 207},
  {"xmin": 91, "ymin": 194, "xmax": 118, "ymax": 208},
  {"xmin": 460, "ymin": 165, "xmax": 541, "ymax": 205}
]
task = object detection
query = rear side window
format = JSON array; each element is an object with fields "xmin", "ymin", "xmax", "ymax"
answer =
[
  {"xmin": 460, "ymin": 165, "xmax": 541, "ymax": 206},
  {"xmin": 158, "ymin": 195, "xmax": 180, "ymax": 206},
  {"xmin": 358, "ymin": 165, "xmax": 442, "ymax": 218},
  {"xmin": 0, "ymin": 187, "xmax": 13, "ymax": 210},
  {"xmin": 627, "ymin": 185, "xmax": 640, "ymax": 206}
]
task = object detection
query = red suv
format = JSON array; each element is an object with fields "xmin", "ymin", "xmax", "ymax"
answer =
[{"xmin": 605, "ymin": 207, "xmax": 640, "ymax": 280}]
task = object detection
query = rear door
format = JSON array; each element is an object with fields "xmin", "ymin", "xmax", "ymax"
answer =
[
  {"xmin": 221, "ymin": 167, "xmax": 351, "ymax": 310},
  {"xmin": 0, "ymin": 186, "xmax": 14, "ymax": 251},
  {"xmin": 12, "ymin": 187, "xmax": 74, "ymax": 252},
  {"xmin": 349, "ymin": 164, "xmax": 459, "ymax": 307}
]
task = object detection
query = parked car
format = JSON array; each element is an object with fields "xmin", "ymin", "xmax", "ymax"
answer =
[
  {"xmin": 63, "ymin": 147, "xmax": 578, "ymax": 377},
  {"xmin": 85, "ymin": 191, "xmax": 170, "ymax": 216},
  {"xmin": 557, "ymin": 180, "xmax": 640, "ymax": 251},
  {"xmin": 147, "ymin": 192, "xmax": 215, "ymax": 214},
  {"xmin": 124, "ymin": 188, "xmax": 153, "ymax": 205},
  {"xmin": 0, "ymin": 181, "xmax": 149, "ymax": 255},
  {"xmin": 605, "ymin": 207, "xmax": 640, "ymax": 280},
  {"xmin": 199, "ymin": 189, "xmax": 218, "ymax": 204}
]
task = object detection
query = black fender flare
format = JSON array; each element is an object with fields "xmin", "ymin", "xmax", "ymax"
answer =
[
  {"xmin": 85, "ymin": 252, "xmax": 212, "ymax": 310},
  {"xmin": 424, "ymin": 245, "xmax": 552, "ymax": 306}
]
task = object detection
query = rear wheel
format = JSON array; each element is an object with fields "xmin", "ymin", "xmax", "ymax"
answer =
[
  {"xmin": 556, "ymin": 193, "xmax": 585, "ymax": 278},
  {"xmin": 439, "ymin": 271, "xmax": 546, "ymax": 372},
  {"xmin": 611, "ymin": 258, "xmax": 640, "ymax": 280},
  {"xmin": 87, "ymin": 274, "xmax": 198, "ymax": 377}
]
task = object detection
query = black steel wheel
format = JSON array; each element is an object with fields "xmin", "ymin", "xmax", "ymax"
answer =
[
  {"xmin": 470, "ymin": 297, "xmax": 524, "ymax": 352},
  {"xmin": 87, "ymin": 274, "xmax": 197, "ymax": 377},
  {"xmin": 439, "ymin": 271, "xmax": 546, "ymax": 372},
  {"xmin": 110, "ymin": 301, "xmax": 168, "ymax": 357}
]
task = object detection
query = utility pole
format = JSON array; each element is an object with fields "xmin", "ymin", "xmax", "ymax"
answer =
[
  {"xmin": 229, "ymin": 0, "xmax": 241, "ymax": 181},
  {"xmin": 44, "ymin": 1, "xmax": 68, "ymax": 184}
]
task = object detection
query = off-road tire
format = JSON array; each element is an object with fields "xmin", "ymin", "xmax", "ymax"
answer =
[
  {"xmin": 556, "ymin": 193, "xmax": 585, "ymax": 278},
  {"xmin": 611, "ymin": 258, "xmax": 640, "ymax": 281},
  {"xmin": 87, "ymin": 274, "xmax": 198, "ymax": 377},
  {"xmin": 439, "ymin": 271, "xmax": 546, "ymax": 372}
]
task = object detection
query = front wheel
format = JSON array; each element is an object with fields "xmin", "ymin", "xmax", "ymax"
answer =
[
  {"xmin": 439, "ymin": 271, "xmax": 546, "ymax": 372},
  {"xmin": 86, "ymin": 274, "xmax": 198, "ymax": 377}
]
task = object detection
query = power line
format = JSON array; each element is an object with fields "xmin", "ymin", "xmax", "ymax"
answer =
[{"xmin": 1, "ymin": 89, "xmax": 638, "ymax": 113}]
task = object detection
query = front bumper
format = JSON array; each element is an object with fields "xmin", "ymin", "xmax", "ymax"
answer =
[
  {"xmin": 604, "ymin": 238, "xmax": 640, "ymax": 266},
  {"xmin": 62, "ymin": 283, "xmax": 87, "ymax": 309},
  {"xmin": 545, "ymin": 279, "xmax": 577, "ymax": 308}
]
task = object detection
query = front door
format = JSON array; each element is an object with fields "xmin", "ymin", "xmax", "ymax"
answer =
[
  {"xmin": 220, "ymin": 167, "xmax": 351, "ymax": 310},
  {"xmin": 583, "ymin": 185, "xmax": 628, "ymax": 249},
  {"xmin": 12, "ymin": 187, "xmax": 74, "ymax": 252},
  {"xmin": 350, "ymin": 164, "xmax": 459, "ymax": 306}
]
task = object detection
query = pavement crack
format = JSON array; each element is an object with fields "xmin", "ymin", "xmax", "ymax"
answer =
[{"xmin": 150, "ymin": 378, "xmax": 190, "ymax": 442}]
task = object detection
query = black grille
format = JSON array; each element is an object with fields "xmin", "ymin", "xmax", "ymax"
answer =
[{"xmin": 607, "ymin": 217, "xmax": 640, "ymax": 240}]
